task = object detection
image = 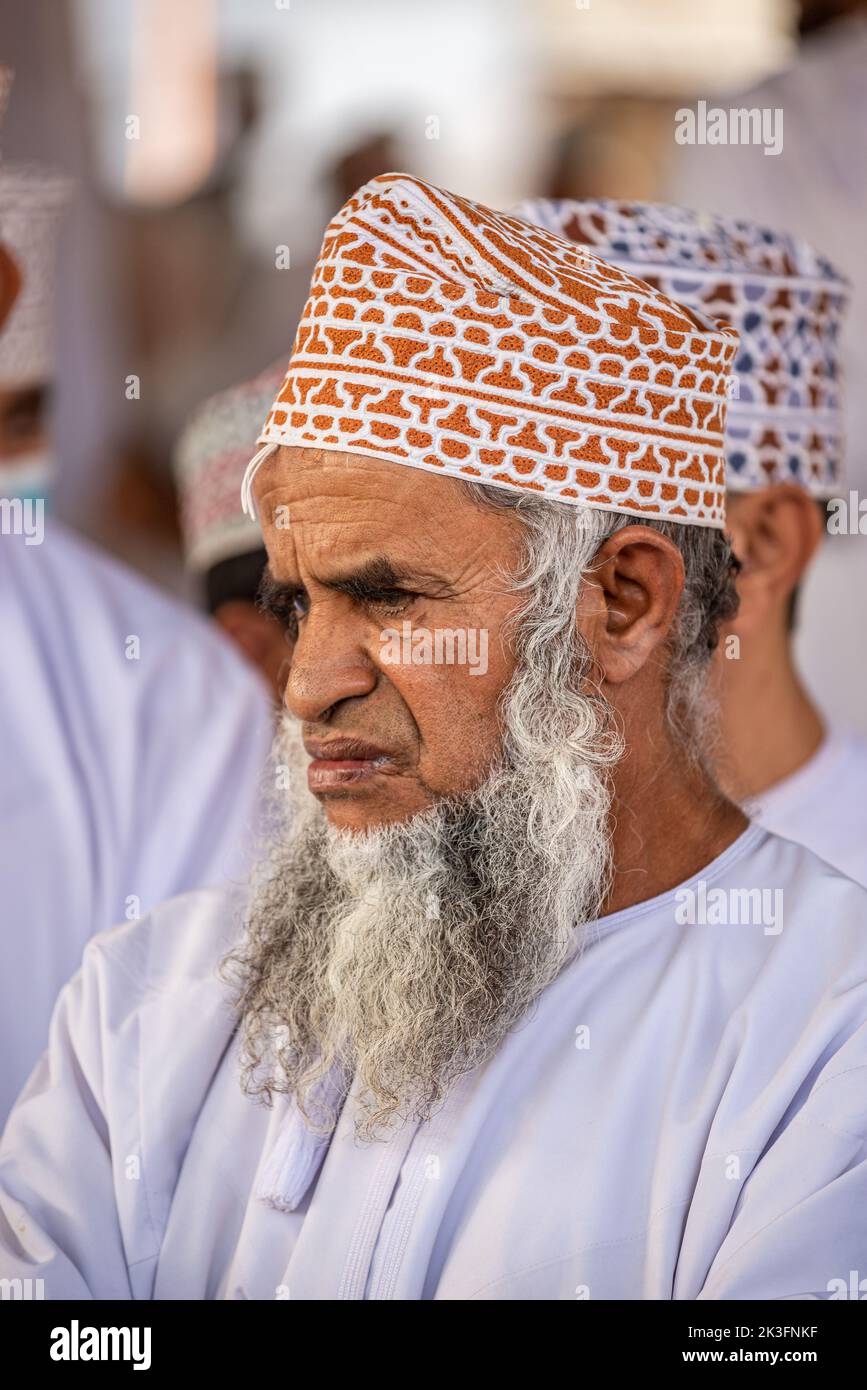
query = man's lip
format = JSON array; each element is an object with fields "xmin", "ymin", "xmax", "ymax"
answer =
[
  {"xmin": 304, "ymin": 738, "xmax": 392, "ymax": 763},
  {"xmin": 304, "ymin": 738, "xmax": 393, "ymax": 791}
]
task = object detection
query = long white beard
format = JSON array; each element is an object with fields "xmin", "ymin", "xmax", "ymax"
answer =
[{"xmin": 225, "ymin": 634, "xmax": 621, "ymax": 1142}]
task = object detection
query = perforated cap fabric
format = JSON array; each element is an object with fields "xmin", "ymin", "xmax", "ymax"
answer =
[
  {"xmin": 0, "ymin": 163, "xmax": 72, "ymax": 388},
  {"xmin": 245, "ymin": 173, "xmax": 739, "ymax": 528},
  {"xmin": 175, "ymin": 361, "xmax": 285, "ymax": 573},
  {"xmin": 514, "ymin": 198, "xmax": 849, "ymax": 497},
  {"xmin": 0, "ymin": 65, "xmax": 13, "ymax": 132}
]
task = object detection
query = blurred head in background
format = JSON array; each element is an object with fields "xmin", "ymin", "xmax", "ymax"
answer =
[
  {"xmin": 174, "ymin": 361, "xmax": 288, "ymax": 699},
  {"xmin": 0, "ymin": 161, "xmax": 71, "ymax": 504},
  {"xmin": 0, "ymin": 239, "xmax": 18, "ymax": 330},
  {"xmin": 515, "ymin": 197, "xmax": 849, "ymax": 802},
  {"xmin": 798, "ymin": 0, "xmax": 867, "ymax": 33},
  {"xmin": 0, "ymin": 65, "xmax": 16, "ymax": 329}
]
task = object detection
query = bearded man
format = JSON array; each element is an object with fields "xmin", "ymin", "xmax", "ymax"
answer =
[
  {"xmin": 515, "ymin": 197, "xmax": 866, "ymax": 886},
  {"xmin": 2, "ymin": 174, "xmax": 866, "ymax": 1301}
]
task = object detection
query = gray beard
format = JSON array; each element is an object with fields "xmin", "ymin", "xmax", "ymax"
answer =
[{"xmin": 224, "ymin": 645, "xmax": 621, "ymax": 1142}]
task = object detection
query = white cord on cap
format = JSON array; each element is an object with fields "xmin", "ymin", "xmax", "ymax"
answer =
[{"xmin": 240, "ymin": 440, "xmax": 278, "ymax": 519}]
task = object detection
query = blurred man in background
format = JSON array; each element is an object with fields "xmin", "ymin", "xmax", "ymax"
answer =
[
  {"xmin": 0, "ymin": 162, "xmax": 69, "ymax": 506},
  {"xmin": 0, "ymin": 144, "xmax": 273, "ymax": 1122},
  {"xmin": 3, "ymin": 176, "xmax": 867, "ymax": 1299},
  {"xmin": 174, "ymin": 361, "xmax": 288, "ymax": 701},
  {"xmin": 667, "ymin": 0, "xmax": 867, "ymax": 751},
  {"xmin": 0, "ymin": 66, "xmax": 14, "ymax": 323},
  {"xmin": 0, "ymin": 239, "xmax": 15, "ymax": 324},
  {"xmin": 516, "ymin": 198, "xmax": 864, "ymax": 886}
]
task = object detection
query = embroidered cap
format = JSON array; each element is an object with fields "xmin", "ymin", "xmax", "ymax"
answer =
[
  {"xmin": 243, "ymin": 173, "xmax": 739, "ymax": 528},
  {"xmin": 175, "ymin": 361, "xmax": 285, "ymax": 573},
  {"xmin": 514, "ymin": 198, "xmax": 849, "ymax": 497},
  {"xmin": 0, "ymin": 163, "xmax": 72, "ymax": 388}
]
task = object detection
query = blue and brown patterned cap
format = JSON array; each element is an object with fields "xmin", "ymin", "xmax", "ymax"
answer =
[{"xmin": 513, "ymin": 199, "xmax": 850, "ymax": 497}]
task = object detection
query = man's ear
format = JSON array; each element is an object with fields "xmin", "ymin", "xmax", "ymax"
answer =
[
  {"xmin": 725, "ymin": 485, "xmax": 823, "ymax": 632},
  {"xmin": 577, "ymin": 525, "xmax": 685, "ymax": 685}
]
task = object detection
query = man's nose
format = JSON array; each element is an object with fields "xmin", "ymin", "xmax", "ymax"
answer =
[{"xmin": 282, "ymin": 601, "xmax": 377, "ymax": 722}]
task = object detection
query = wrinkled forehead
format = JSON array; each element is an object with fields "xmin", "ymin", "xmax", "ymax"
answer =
[
  {"xmin": 252, "ymin": 445, "xmax": 520, "ymax": 569},
  {"xmin": 250, "ymin": 447, "xmax": 530, "ymax": 594},
  {"xmin": 253, "ymin": 447, "xmax": 346, "ymax": 506},
  {"xmin": 254, "ymin": 445, "xmax": 465, "ymax": 511}
]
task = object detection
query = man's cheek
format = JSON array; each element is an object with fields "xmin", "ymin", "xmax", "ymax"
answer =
[{"xmin": 413, "ymin": 692, "xmax": 504, "ymax": 795}]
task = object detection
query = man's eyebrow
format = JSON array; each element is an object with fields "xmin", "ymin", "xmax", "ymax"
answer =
[
  {"xmin": 256, "ymin": 566, "xmax": 296, "ymax": 617},
  {"xmin": 326, "ymin": 557, "xmax": 414, "ymax": 599},
  {"xmin": 259, "ymin": 557, "xmax": 451, "ymax": 608}
]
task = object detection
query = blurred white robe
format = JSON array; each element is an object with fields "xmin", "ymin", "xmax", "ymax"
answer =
[
  {"xmin": 0, "ymin": 522, "xmax": 272, "ymax": 1121},
  {"xmin": 749, "ymin": 726, "xmax": 867, "ymax": 888},
  {"xmin": 2, "ymin": 824, "xmax": 866, "ymax": 1300}
]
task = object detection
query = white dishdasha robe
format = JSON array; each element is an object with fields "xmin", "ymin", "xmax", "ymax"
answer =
[
  {"xmin": 2, "ymin": 825, "xmax": 866, "ymax": 1300},
  {"xmin": 0, "ymin": 522, "xmax": 272, "ymax": 1121}
]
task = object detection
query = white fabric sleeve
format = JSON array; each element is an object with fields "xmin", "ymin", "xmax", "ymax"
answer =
[
  {"xmin": 129, "ymin": 634, "xmax": 272, "ymax": 910},
  {"xmin": 0, "ymin": 939, "xmax": 146, "ymax": 1299},
  {"xmin": 698, "ymin": 1031, "xmax": 867, "ymax": 1301}
]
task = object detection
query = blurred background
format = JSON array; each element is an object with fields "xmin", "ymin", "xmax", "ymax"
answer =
[{"xmin": 1, "ymin": 0, "xmax": 865, "ymax": 727}]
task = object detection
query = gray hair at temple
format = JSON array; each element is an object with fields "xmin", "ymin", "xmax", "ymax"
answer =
[{"xmin": 464, "ymin": 483, "xmax": 740, "ymax": 764}]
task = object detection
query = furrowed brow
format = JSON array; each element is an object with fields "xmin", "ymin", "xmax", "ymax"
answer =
[
  {"xmin": 256, "ymin": 567, "xmax": 300, "ymax": 617},
  {"xmin": 257, "ymin": 557, "xmax": 452, "ymax": 610},
  {"xmin": 326, "ymin": 557, "xmax": 409, "ymax": 600}
]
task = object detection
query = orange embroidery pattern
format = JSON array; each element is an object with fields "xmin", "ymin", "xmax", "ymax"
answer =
[{"xmin": 254, "ymin": 174, "xmax": 739, "ymax": 527}]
